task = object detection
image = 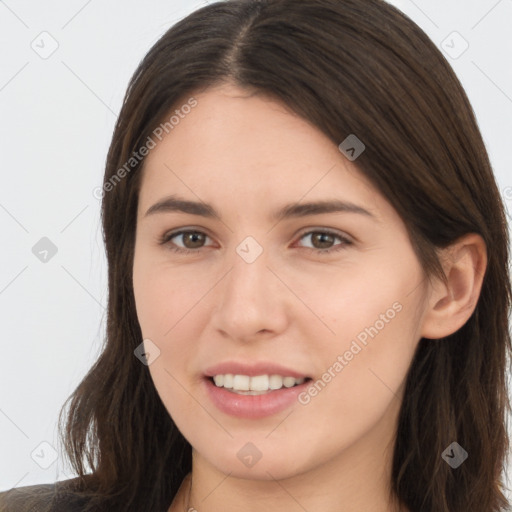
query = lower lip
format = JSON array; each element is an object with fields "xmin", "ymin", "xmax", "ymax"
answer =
[{"xmin": 203, "ymin": 377, "xmax": 311, "ymax": 419}]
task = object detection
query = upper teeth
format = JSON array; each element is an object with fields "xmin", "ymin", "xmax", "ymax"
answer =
[{"xmin": 213, "ymin": 374, "xmax": 305, "ymax": 392}]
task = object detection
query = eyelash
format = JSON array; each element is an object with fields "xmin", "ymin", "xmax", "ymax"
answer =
[{"xmin": 158, "ymin": 228, "xmax": 353, "ymax": 255}]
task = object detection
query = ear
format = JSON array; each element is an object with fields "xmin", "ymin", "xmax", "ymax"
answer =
[{"xmin": 420, "ymin": 233, "xmax": 487, "ymax": 340}]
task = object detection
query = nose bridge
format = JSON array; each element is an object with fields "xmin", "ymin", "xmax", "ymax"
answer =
[
  {"xmin": 224, "ymin": 237, "xmax": 271, "ymax": 303},
  {"xmin": 212, "ymin": 235, "xmax": 287, "ymax": 338}
]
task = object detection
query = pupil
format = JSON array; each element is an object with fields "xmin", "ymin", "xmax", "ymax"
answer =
[
  {"xmin": 186, "ymin": 232, "xmax": 203, "ymax": 248},
  {"xmin": 314, "ymin": 233, "xmax": 333, "ymax": 248}
]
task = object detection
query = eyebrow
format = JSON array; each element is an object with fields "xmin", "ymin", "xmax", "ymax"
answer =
[{"xmin": 143, "ymin": 194, "xmax": 375, "ymax": 221}]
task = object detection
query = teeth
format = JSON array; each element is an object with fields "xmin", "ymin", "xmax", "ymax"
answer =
[
  {"xmin": 250, "ymin": 374, "xmax": 269, "ymax": 391},
  {"xmin": 283, "ymin": 376, "xmax": 297, "ymax": 388},
  {"xmin": 223, "ymin": 374, "xmax": 233, "ymax": 388},
  {"xmin": 269, "ymin": 374, "xmax": 283, "ymax": 390},
  {"xmin": 233, "ymin": 374, "xmax": 250, "ymax": 391},
  {"xmin": 211, "ymin": 374, "xmax": 306, "ymax": 393}
]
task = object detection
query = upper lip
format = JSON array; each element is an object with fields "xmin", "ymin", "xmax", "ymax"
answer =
[{"xmin": 204, "ymin": 361, "xmax": 311, "ymax": 379}]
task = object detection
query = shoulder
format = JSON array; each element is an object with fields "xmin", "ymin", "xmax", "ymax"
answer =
[{"xmin": 0, "ymin": 478, "xmax": 90, "ymax": 512}]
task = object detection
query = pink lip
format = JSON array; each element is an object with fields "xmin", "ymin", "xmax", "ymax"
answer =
[
  {"xmin": 203, "ymin": 361, "xmax": 310, "ymax": 379},
  {"xmin": 203, "ymin": 377, "xmax": 312, "ymax": 419}
]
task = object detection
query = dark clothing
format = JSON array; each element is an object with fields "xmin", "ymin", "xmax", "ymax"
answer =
[{"xmin": 0, "ymin": 479, "xmax": 90, "ymax": 512}]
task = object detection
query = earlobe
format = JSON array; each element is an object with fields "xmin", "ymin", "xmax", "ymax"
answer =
[{"xmin": 420, "ymin": 233, "xmax": 487, "ymax": 340}]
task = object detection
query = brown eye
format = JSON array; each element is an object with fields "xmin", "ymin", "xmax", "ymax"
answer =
[
  {"xmin": 296, "ymin": 230, "xmax": 352, "ymax": 254},
  {"xmin": 160, "ymin": 230, "xmax": 212, "ymax": 253},
  {"xmin": 179, "ymin": 231, "xmax": 207, "ymax": 249},
  {"xmin": 310, "ymin": 232, "xmax": 335, "ymax": 249}
]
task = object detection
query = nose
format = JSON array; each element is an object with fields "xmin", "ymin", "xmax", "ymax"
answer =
[{"xmin": 211, "ymin": 245, "xmax": 290, "ymax": 342}]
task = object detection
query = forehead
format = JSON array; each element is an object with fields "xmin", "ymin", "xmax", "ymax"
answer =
[
  {"xmin": 137, "ymin": 83, "xmax": 385, "ymax": 220},
  {"xmin": 143, "ymin": 84, "xmax": 337, "ymax": 168}
]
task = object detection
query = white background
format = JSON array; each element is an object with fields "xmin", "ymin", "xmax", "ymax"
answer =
[{"xmin": 1, "ymin": 0, "xmax": 511, "ymax": 501}]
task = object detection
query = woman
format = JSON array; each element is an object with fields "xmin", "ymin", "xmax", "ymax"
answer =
[{"xmin": 1, "ymin": 0, "xmax": 510, "ymax": 510}]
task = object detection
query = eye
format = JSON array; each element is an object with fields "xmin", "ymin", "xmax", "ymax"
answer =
[
  {"xmin": 295, "ymin": 229, "xmax": 353, "ymax": 254},
  {"xmin": 159, "ymin": 229, "xmax": 213, "ymax": 254},
  {"xmin": 159, "ymin": 228, "xmax": 352, "ymax": 255}
]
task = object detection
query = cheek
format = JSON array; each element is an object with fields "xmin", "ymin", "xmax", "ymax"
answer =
[
  {"xmin": 132, "ymin": 256, "xmax": 210, "ymax": 340},
  {"xmin": 132, "ymin": 259, "xmax": 210, "ymax": 398},
  {"xmin": 291, "ymin": 313, "xmax": 417, "ymax": 458},
  {"xmin": 288, "ymin": 255, "xmax": 417, "ymax": 338},
  {"xmin": 297, "ymin": 260, "xmax": 421, "ymax": 418}
]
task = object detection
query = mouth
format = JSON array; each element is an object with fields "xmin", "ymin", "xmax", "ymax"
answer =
[
  {"xmin": 203, "ymin": 373, "xmax": 313, "ymax": 418},
  {"xmin": 202, "ymin": 361, "xmax": 314, "ymax": 418},
  {"xmin": 207, "ymin": 374, "xmax": 313, "ymax": 395}
]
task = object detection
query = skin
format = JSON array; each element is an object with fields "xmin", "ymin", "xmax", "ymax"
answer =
[{"xmin": 132, "ymin": 82, "xmax": 487, "ymax": 512}]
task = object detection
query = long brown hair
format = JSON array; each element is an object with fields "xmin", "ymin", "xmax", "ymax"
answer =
[{"xmin": 4, "ymin": 0, "xmax": 510, "ymax": 510}]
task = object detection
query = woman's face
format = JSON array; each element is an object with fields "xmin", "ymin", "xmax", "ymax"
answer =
[{"xmin": 133, "ymin": 82, "xmax": 429, "ymax": 481}]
